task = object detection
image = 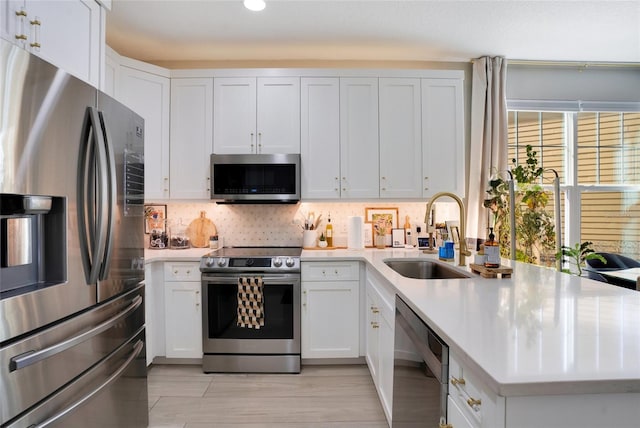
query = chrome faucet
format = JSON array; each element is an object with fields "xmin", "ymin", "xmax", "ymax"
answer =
[{"xmin": 424, "ymin": 192, "xmax": 471, "ymax": 267}]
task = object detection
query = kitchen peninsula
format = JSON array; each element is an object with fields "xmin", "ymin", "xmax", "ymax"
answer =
[
  {"xmin": 145, "ymin": 248, "xmax": 640, "ymax": 427},
  {"xmin": 301, "ymin": 249, "xmax": 640, "ymax": 427}
]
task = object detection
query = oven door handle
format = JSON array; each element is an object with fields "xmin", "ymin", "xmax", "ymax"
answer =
[{"xmin": 202, "ymin": 275, "xmax": 300, "ymax": 284}]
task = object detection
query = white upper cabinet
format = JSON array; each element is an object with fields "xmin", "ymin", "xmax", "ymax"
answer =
[
  {"xmin": 300, "ymin": 78, "xmax": 341, "ymax": 199},
  {"xmin": 421, "ymin": 78, "xmax": 465, "ymax": 197},
  {"xmin": 213, "ymin": 77, "xmax": 256, "ymax": 154},
  {"xmin": 1, "ymin": 0, "xmax": 102, "ymax": 87},
  {"xmin": 379, "ymin": 78, "xmax": 422, "ymax": 198},
  {"xmin": 117, "ymin": 63, "xmax": 171, "ymax": 201},
  {"xmin": 340, "ymin": 78, "xmax": 380, "ymax": 199},
  {"xmin": 213, "ymin": 77, "xmax": 300, "ymax": 154},
  {"xmin": 170, "ymin": 78, "xmax": 214, "ymax": 199}
]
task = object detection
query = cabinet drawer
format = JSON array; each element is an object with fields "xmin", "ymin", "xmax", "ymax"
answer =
[
  {"xmin": 301, "ymin": 261, "xmax": 359, "ymax": 281},
  {"xmin": 449, "ymin": 354, "xmax": 488, "ymax": 426},
  {"xmin": 164, "ymin": 262, "xmax": 201, "ymax": 282}
]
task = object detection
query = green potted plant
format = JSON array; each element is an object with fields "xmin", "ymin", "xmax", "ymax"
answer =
[
  {"xmin": 555, "ymin": 241, "xmax": 606, "ymax": 276},
  {"xmin": 484, "ymin": 145, "xmax": 556, "ymax": 265}
]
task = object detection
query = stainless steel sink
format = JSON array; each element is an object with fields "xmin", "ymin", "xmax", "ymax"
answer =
[{"xmin": 384, "ymin": 259, "xmax": 471, "ymax": 279}]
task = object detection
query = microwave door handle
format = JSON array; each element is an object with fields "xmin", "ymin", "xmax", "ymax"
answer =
[
  {"xmin": 97, "ymin": 111, "xmax": 117, "ymax": 280},
  {"xmin": 77, "ymin": 108, "xmax": 103, "ymax": 285}
]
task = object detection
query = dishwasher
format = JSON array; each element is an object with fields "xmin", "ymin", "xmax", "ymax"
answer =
[{"xmin": 392, "ymin": 296, "xmax": 449, "ymax": 427}]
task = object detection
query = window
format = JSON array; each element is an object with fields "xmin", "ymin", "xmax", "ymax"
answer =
[{"xmin": 508, "ymin": 110, "xmax": 640, "ymax": 260}]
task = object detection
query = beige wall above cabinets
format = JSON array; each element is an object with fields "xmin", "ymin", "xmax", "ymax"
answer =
[
  {"xmin": 213, "ymin": 77, "xmax": 301, "ymax": 154},
  {"xmin": 1, "ymin": 0, "xmax": 103, "ymax": 87}
]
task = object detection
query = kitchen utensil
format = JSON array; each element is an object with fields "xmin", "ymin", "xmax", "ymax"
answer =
[{"xmin": 186, "ymin": 211, "xmax": 217, "ymax": 248}]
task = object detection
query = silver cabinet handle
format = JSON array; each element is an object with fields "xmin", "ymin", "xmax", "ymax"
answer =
[
  {"xmin": 9, "ymin": 296, "xmax": 143, "ymax": 372},
  {"xmin": 30, "ymin": 339, "xmax": 144, "ymax": 428}
]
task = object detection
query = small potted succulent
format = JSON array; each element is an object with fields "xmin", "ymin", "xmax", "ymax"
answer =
[{"xmin": 318, "ymin": 233, "xmax": 328, "ymax": 248}]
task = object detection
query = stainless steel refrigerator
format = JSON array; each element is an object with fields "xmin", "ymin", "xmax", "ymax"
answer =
[{"xmin": 0, "ymin": 39, "xmax": 148, "ymax": 427}]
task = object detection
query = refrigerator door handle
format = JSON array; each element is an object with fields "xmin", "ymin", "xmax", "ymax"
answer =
[
  {"xmin": 9, "ymin": 295, "xmax": 143, "ymax": 372},
  {"xmin": 27, "ymin": 339, "xmax": 144, "ymax": 428},
  {"xmin": 77, "ymin": 107, "xmax": 109, "ymax": 285},
  {"xmin": 97, "ymin": 111, "xmax": 117, "ymax": 281}
]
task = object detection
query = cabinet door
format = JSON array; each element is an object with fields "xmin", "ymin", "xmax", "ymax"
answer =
[
  {"xmin": 257, "ymin": 77, "xmax": 301, "ymax": 154},
  {"xmin": 300, "ymin": 77, "xmax": 340, "ymax": 199},
  {"xmin": 170, "ymin": 78, "xmax": 213, "ymax": 199},
  {"xmin": 164, "ymin": 282, "xmax": 202, "ymax": 358},
  {"xmin": 302, "ymin": 281, "xmax": 359, "ymax": 358},
  {"xmin": 422, "ymin": 78, "xmax": 465, "ymax": 197},
  {"xmin": 1, "ymin": 0, "xmax": 27, "ymax": 48},
  {"xmin": 213, "ymin": 77, "xmax": 256, "ymax": 154},
  {"xmin": 118, "ymin": 66, "xmax": 170, "ymax": 201},
  {"xmin": 26, "ymin": 0, "xmax": 101, "ymax": 86},
  {"xmin": 340, "ymin": 78, "xmax": 379, "ymax": 199},
  {"xmin": 448, "ymin": 395, "xmax": 477, "ymax": 428},
  {"xmin": 365, "ymin": 287, "xmax": 380, "ymax": 382},
  {"xmin": 379, "ymin": 78, "xmax": 422, "ymax": 198},
  {"xmin": 378, "ymin": 308, "xmax": 395, "ymax": 421}
]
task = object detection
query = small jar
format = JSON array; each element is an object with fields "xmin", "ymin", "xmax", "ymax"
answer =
[{"xmin": 209, "ymin": 235, "xmax": 219, "ymax": 249}]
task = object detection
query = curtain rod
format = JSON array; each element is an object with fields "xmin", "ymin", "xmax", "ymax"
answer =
[{"xmin": 470, "ymin": 58, "xmax": 640, "ymax": 68}]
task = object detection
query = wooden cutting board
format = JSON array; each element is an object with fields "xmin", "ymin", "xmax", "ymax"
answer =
[{"xmin": 186, "ymin": 211, "xmax": 217, "ymax": 248}]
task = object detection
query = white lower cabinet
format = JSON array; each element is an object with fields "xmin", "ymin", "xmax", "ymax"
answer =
[
  {"xmin": 144, "ymin": 262, "xmax": 166, "ymax": 366},
  {"xmin": 163, "ymin": 262, "xmax": 202, "ymax": 358},
  {"xmin": 447, "ymin": 395, "xmax": 475, "ymax": 428},
  {"xmin": 448, "ymin": 353, "xmax": 505, "ymax": 428},
  {"xmin": 301, "ymin": 261, "xmax": 360, "ymax": 359},
  {"xmin": 365, "ymin": 266, "xmax": 395, "ymax": 426}
]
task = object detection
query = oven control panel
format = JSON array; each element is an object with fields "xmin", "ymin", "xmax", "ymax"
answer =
[{"xmin": 200, "ymin": 256, "xmax": 300, "ymax": 272}]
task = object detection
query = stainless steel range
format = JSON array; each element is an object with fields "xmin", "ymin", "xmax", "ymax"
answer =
[{"xmin": 200, "ymin": 247, "xmax": 301, "ymax": 373}]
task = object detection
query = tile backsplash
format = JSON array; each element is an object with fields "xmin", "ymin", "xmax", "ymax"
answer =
[{"xmin": 160, "ymin": 201, "xmax": 460, "ymax": 247}]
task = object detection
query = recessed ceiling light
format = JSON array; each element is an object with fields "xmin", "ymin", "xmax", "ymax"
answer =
[{"xmin": 244, "ymin": 0, "xmax": 266, "ymax": 12}]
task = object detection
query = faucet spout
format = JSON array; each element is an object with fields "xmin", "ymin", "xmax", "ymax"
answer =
[{"xmin": 425, "ymin": 192, "xmax": 471, "ymax": 267}]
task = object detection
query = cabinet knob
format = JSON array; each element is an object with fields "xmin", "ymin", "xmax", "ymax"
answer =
[
  {"xmin": 334, "ymin": 270, "xmax": 338, "ymax": 275},
  {"xmin": 451, "ymin": 376, "xmax": 466, "ymax": 387},
  {"xmin": 370, "ymin": 306, "xmax": 379, "ymax": 314},
  {"xmin": 15, "ymin": 10, "xmax": 27, "ymax": 17},
  {"xmin": 381, "ymin": 187, "xmax": 386, "ymax": 191},
  {"xmin": 381, "ymin": 176, "xmax": 386, "ymax": 180},
  {"xmin": 30, "ymin": 19, "xmax": 41, "ymax": 26},
  {"xmin": 342, "ymin": 188, "xmax": 346, "ymax": 192},
  {"xmin": 15, "ymin": 34, "xmax": 27, "ymax": 41},
  {"xmin": 370, "ymin": 322, "xmax": 379, "ymax": 329},
  {"xmin": 467, "ymin": 397, "xmax": 482, "ymax": 409},
  {"xmin": 186, "ymin": 270, "xmax": 190, "ymax": 274}
]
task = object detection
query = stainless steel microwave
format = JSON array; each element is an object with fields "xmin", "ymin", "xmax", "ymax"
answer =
[{"xmin": 210, "ymin": 154, "xmax": 301, "ymax": 203}]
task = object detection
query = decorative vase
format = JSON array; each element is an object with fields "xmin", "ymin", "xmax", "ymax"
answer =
[
  {"xmin": 375, "ymin": 235, "xmax": 386, "ymax": 249},
  {"xmin": 318, "ymin": 240, "xmax": 328, "ymax": 248}
]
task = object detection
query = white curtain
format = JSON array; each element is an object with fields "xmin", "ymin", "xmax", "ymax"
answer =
[{"xmin": 466, "ymin": 56, "xmax": 508, "ymax": 242}]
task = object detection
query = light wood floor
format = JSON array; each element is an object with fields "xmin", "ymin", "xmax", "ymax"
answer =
[{"xmin": 147, "ymin": 364, "xmax": 388, "ymax": 428}]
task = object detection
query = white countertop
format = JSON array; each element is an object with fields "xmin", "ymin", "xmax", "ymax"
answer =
[
  {"xmin": 302, "ymin": 248, "xmax": 640, "ymax": 397},
  {"xmin": 145, "ymin": 247, "xmax": 213, "ymax": 263}
]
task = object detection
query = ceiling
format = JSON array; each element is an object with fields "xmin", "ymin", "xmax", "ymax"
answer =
[{"xmin": 105, "ymin": 0, "xmax": 640, "ymax": 67}]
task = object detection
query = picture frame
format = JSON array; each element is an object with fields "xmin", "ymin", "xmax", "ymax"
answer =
[
  {"xmin": 391, "ymin": 228, "xmax": 405, "ymax": 248},
  {"xmin": 144, "ymin": 204, "xmax": 167, "ymax": 234},
  {"xmin": 445, "ymin": 220, "xmax": 460, "ymax": 248},
  {"xmin": 365, "ymin": 207, "xmax": 399, "ymax": 247}
]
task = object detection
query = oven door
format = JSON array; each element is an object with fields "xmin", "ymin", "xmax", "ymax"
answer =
[{"xmin": 202, "ymin": 273, "xmax": 300, "ymax": 355}]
